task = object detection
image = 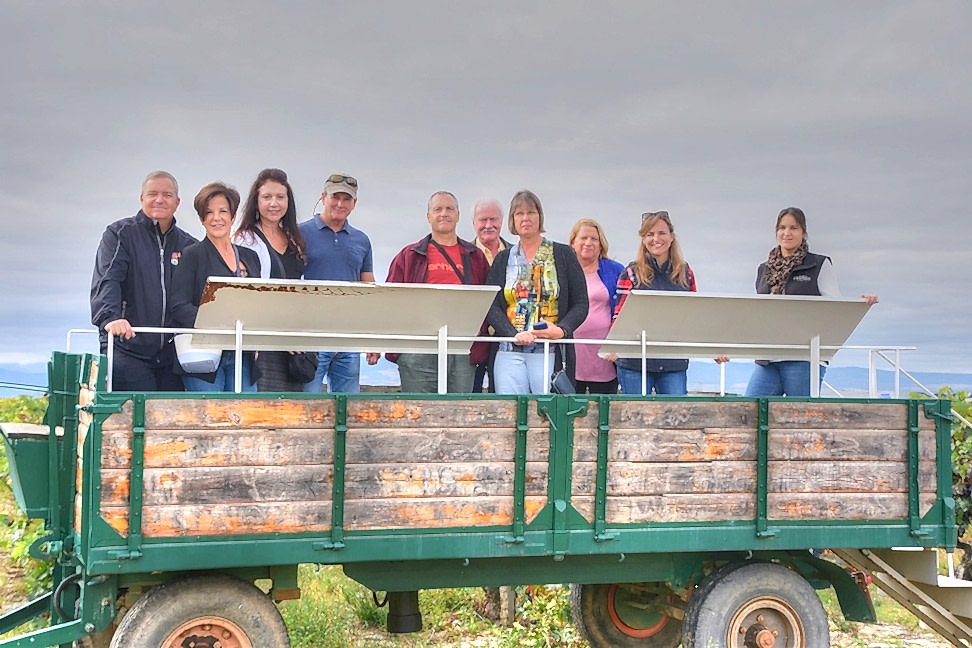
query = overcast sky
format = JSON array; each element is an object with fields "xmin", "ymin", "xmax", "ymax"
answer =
[{"xmin": 1, "ymin": 1, "xmax": 969, "ymax": 373}]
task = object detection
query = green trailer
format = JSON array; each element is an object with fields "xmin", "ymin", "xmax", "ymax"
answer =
[{"xmin": 1, "ymin": 351, "xmax": 967, "ymax": 647}]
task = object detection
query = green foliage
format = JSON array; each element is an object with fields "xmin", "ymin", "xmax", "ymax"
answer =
[
  {"xmin": 0, "ymin": 395, "xmax": 51, "ymax": 600},
  {"xmin": 493, "ymin": 586, "xmax": 584, "ymax": 647},
  {"xmin": 942, "ymin": 387, "xmax": 972, "ymax": 543}
]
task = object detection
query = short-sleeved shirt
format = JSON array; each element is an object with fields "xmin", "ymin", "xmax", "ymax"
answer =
[{"xmin": 299, "ymin": 217, "xmax": 373, "ymax": 281}]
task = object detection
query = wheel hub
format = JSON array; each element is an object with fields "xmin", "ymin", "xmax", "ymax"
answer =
[
  {"xmin": 731, "ymin": 599, "xmax": 806, "ymax": 648},
  {"xmin": 161, "ymin": 617, "xmax": 254, "ymax": 648}
]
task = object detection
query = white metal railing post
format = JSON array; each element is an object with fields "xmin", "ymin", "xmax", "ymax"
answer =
[
  {"xmin": 894, "ymin": 349, "xmax": 901, "ymax": 398},
  {"xmin": 809, "ymin": 335, "xmax": 820, "ymax": 398},
  {"xmin": 107, "ymin": 332, "xmax": 114, "ymax": 393},
  {"xmin": 640, "ymin": 330, "xmax": 648, "ymax": 396},
  {"xmin": 719, "ymin": 361, "xmax": 726, "ymax": 397},
  {"xmin": 437, "ymin": 325, "xmax": 448, "ymax": 394},
  {"xmin": 541, "ymin": 340, "xmax": 551, "ymax": 394},
  {"xmin": 234, "ymin": 320, "xmax": 243, "ymax": 394},
  {"xmin": 868, "ymin": 350, "xmax": 878, "ymax": 398}
]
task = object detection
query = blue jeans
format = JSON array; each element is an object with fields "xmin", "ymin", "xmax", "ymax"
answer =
[
  {"xmin": 182, "ymin": 351, "xmax": 257, "ymax": 393},
  {"xmin": 304, "ymin": 351, "xmax": 361, "ymax": 393},
  {"xmin": 744, "ymin": 361, "xmax": 826, "ymax": 397},
  {"xmin": 493, "ymin": 350, "xmax": 552, "ymax": 394},
  {"xmin": 616, "ymin": 366, "xmax": 687, "ymax": 395}
]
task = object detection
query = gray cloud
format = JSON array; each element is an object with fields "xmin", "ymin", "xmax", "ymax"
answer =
[{"xmin": 1, "ymin": 1, "xmax": 969, "ymax": 372}]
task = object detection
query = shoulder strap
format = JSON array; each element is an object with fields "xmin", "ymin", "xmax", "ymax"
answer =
[{"xmin": 429, "ymin": 239, "xmax": 470, "ymax": 284}]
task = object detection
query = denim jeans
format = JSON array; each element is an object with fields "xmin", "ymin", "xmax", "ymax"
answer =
[
  {"xmin": 304, "ymin": 351, "xmax": 361, "ymax": 393},
  {"xmin": 616, "ymin": 366, "xmax": 687, "ymax": 395},
  {"xmin": 493, "ymin": 350, "xmax": 552, "ymax": 395},
  {"xmin": 744, "ymin": 361, "xmax": 827, "ymax": 397},
  {"xmin": 182, "ymin": 351, "xmax": 257, "ymax": 393}
]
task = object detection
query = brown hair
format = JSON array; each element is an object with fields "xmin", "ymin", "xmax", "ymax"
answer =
[
  {"xmin": 507, "ymin": 189, "xmax": 546, "ymax": 236},
  {"xmin": 237, "ymin": 168, "xmax": 307, "ymax": 260},
  {"xmin": 776, "ymin": 207, "xmax": 807, "ymax": 236},
  {"xmin": 633, "ymin": 212, "xmax": 690, "ymax": 287},
  {"xmin": 568, "ymin": 218, "xmax": 610, "ymax": 259},
  {"xmin": 194, "ymin": 182, "xmax": 240, "ymax": 221}
]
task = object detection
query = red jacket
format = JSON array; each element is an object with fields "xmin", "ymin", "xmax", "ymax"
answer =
[{"xmin": 385, "ymin": 235, "xmax": 491, "ymax": 364}]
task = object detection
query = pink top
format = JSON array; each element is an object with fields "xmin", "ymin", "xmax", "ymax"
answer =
[{"xmin": 573, "ymin": 271, "xmax": 616, "ymax": 382}]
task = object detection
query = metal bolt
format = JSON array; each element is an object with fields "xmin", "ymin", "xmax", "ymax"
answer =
[
  {"xmin": 223, "ymin": 630, "xmax": 232, "ymax": 639},
  {"xmin": 84, "ymin": 623, "xmax": 95, "ymax": 633}
]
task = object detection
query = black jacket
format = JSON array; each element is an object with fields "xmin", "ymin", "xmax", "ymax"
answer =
[
  {"xmin": 169, "ymin": 237, "xmax": 262, "ymax": 328},
  {"xmin": 755, "ymin": 252, "xmax": 830, "ymax": 296},
  {"xmin": 90, "ymin": 211, "xmax": 198, "ymax": 360}
]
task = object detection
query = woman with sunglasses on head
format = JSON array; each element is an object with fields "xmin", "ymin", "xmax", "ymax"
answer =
[
  {"xmin": 170, "ymin": 182, "xmax": 261, "ymax": 392},
  {"xmin": 232, "ymin": 168, "xmax": 317, "ymax": 392},
  {"xmin": 485, "ymin": 190, "xmax": 588, "ymax": 394},
  {"xmin": 568, "ymin": 218, "xmax": 625, "ymax": 394},
  {"xmin": 743, "ymin": 207, "xmax": 878, "ymax": 397},
  {"xmin": 612, "ymin": 211, "xmax": 697, "ymax": 395}
]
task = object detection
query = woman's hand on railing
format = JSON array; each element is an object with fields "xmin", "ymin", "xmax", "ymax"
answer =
[
  {"xmin": 513, "ymin": 330, "xmax": 537, "ymax": 346},
  {"xmin": 714, "ymin": 355, "xmax": 730, "ymax": 364},
  {"xmin": 365, "ymin": 352, "xmax": 381, "ymax": 365},
  {"xmin": 862, "ymin": 294, "xmax": 879, "ymax": 306},
  {"xmin": 533, "ymin": 324, "xmax": 565, "ymax": 340}
]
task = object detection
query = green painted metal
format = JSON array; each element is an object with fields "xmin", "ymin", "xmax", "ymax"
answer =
[
  {"xmin": 0, "ymin": 594, "xmax": 51, "ymax": 635},
  {"xmin": 755, "ymin": 398, "xmax": 776, "ymax": 538},
  {"xmin": 501, "ymin": 396, "xmax": 529, "ymax": 543},
  {"xmin": 314, "ymin": 395, "xmax": 347, "ymax": 551},
  {"xmin": 0, "ymin": 353, "xmax": 963, "ymax": 646},
  {"xmin": 593, "ymin": 396, "xmax": 616, "ymax": 542}
]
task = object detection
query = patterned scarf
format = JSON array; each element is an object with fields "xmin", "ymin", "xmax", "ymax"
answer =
[{"xmin": 764, "ymin": 240, "xmax": 809, "ymax": 295}]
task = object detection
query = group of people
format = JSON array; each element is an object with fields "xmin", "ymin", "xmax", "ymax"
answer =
[{"xmin": 90, "ymin": 170, "xmax": 877, "ymax": 399}]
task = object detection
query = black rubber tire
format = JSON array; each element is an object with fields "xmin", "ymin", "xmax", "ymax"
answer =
[
  {"xmin": 108, "ymin": 574, "xmax": 290, "ymax": 648},
  {"xmin": 682, "ymin": 562, "xmax": 830, "ymax": 648},
  {"xmin": 569, "ymin": 583, "xmax": 681, "ymax": 648}
]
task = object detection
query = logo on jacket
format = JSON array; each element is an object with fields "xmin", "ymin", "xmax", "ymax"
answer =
[
  {"xmin": 793, "ymin": 274, "xmax": 811, "ymax": 282},
  {"xmin": 170, "ymin": 252, "xmax": 181, "ymax": 266}
]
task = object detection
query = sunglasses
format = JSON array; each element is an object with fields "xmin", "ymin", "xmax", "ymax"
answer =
[
  {"xmin": 642, "ymin": 210, "xmax": 669, "ymax": 220},
  {"xmin": 327, "ymin": 174, "xmax": 358, "ymax": 187}
]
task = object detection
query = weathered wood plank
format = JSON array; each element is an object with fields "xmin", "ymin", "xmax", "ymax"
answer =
[
  {"xmin": 603, "ymin": 401, "xmax": 760, "ymax": 430},
  {"xmin": 101, "ymin": 399, "xmax": 337, "ymax": 431},
  {"xmin": 768, "ymin": 401, "xmax": 925, "ymax": 430},
  {"xmin": 570, "ymin": 428, "xmax": 935, "ymax": 463},
  {"xmin": 346, "ymin": 399, "xmax": 546, "ymax": 428},
  {"xmin": 101, "ymin": 495, "xmax": 548, "ymax": 536},
  {"xmin": 572, "ymin": 492, "xmax": 937, "ymax": 524},
  {"xmin": 102, "ymin": 426, "xmax": 550, "ymax": 469},
  {"xmin": 100, "ymin": 461, "xmax": 550, "ymax": 506},
  {"xmin": 569, "ymin": 461, "xmax": 935, "ymax": 497}
]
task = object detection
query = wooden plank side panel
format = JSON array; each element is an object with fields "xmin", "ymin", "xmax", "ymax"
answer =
[
  {"xmin": 608, "ymin": 400, "xmax": 759, "ymax": 430},
  {"xmin": 100, "ymin": 461, "xmax": 550, "ymax": 507},
  {"xmin": 770, "ymin": 401, "xmax": 909, "ymax": 430},
  {"xmin": 101, "ymin": 398, "xmax": 336, "ymax": 431},
  {"xmin": 574, "ymin": 492, "xmax": 938, "ymax": 524},
  {"xmin": 571, "ymin": 428, "xmax": 758, "ymax": 463},
  {"xmin": 346, "ymin": 399, "xmax": 545, "ymax": 428},
  {"xmin": 765, "ymin": 429, "xmax": 935, "ymax": 461},
  {"xmin": 101, "ymin": 428, "xmax": 337, "ymax": 469},
  {"xmin": 102, "ymin": 496, "xmax": 548, "ymax": 537}
]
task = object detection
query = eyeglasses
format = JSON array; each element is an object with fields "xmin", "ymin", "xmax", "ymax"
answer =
[
  {"xmin": 327, "ymin": 174, "xmax": 358, "ymax": 187},
  {"xmin": 641, "ymin": 210, "xmax": 669, "ymax": 221}
]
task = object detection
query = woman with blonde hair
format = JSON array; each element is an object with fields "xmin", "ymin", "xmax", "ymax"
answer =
[
  {"xmin": 612, "ymin": 210, "xmax": 697, "ymax": 395},
  {"xmin": 568, "ymin": 218, "xmax": 624, "ymax": 394}
]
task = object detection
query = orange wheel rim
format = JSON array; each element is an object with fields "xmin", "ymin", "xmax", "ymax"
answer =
[{"xmin": 161, "ymin": 616, "xmax": 253, "ymax": 648}]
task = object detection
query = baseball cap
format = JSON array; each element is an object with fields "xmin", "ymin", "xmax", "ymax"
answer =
[{"xmin": 324, "ymin": 173, "xmax": 358, "ymax": 199}]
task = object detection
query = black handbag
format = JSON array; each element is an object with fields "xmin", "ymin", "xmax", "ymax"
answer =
[
  {"xmin": 287, "ymin": 352, "xmax": 319, "ymax": 383},
  {"xmin": 550, "ymin": 357, "xmax": 575, "ymax": 395}
]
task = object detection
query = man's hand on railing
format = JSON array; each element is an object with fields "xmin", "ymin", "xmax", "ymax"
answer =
[
  {"xmin": 104, "ymin": 319, "xmax": 135, "ymax": 340},
  {"xmin": 365, "ymin": 352, "xmax": 381, "ymax": 365},
  {"xmin": 862, "ymin": 294, "xmax": 879, "ymax": 306}
]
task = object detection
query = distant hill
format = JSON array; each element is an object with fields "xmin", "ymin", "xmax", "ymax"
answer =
[{"xmin": 2, "ymin": 360, "xmax": 969, "ymax": 398}]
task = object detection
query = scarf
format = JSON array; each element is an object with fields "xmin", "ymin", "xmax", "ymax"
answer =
[{"xmin": 763, "ymin": 240, "xmax": 809, "ymax": 295}]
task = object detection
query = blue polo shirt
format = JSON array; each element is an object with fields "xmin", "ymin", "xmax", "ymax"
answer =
[{"xmin": 299, "ymin": 217, "xmax": 373, "ymax": 281}]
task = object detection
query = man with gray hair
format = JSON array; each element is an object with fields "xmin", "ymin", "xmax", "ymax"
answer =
[
  {"xmin": 471, "ymin": 197, "xmax": 511, "ymax": 392},
  {"xmin": 90, "ymin": 170, "xmax": 198, "ymax": 390},
  {"xmin": 378, "ymin": 191, "xmax": 490, "ymax": 392}
]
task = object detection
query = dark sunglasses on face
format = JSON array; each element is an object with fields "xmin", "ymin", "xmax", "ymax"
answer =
[
  {"xmin": 327, "ymin": 174, "xmax": 358, "ymax": 187},
  {"xmin": 642, "ymin": 210, "xmax": 669, "ymax": 220}
]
